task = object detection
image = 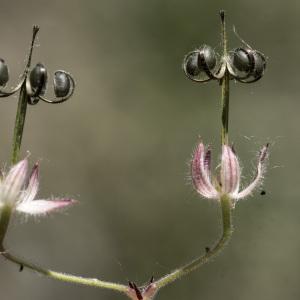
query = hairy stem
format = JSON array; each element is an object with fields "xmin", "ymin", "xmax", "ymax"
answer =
[
  {"xmin": 0, "ymin": 206, "xmax": 12, "ymax": 247},
  {"xmin": 0, "ymin": 195, "xmax": 232, "ymax": 295},
  {"xmin": 1, "ymin": 249, "xmax": 128, "ymax": 293},
  {"xmin": 221, "ymin": 72, "xmax": 230, "ymax": 145},
  {"xmin": 154, "ymin": 195, "xmax": 233, "ymax": 289},
  {"xmin": 0, "ymin": 26, "xmax": 40, "ymax": 249},
  {"xmin": 220, "ymin": 10, "xmax": 230, "ymax": 145},
  {"xmin": 11, "ymin": 25, "xmax": 39, "ymax": 164},
  {"xmin": 11, "ymin": 84, "xmax": 30, "ymax": 164}
]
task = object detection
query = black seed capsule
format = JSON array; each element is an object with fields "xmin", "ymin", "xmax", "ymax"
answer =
[
  {"xmin": 252, "ymin": 51, "xmax": 266, "ymax": 77},
  {"xmin": 200, "ymin": 45, "xmax": 216, "ymax": 70},
  {"xmin": 29, "ymin": 63, "xmax": 47, "ymax": 95},
  {"xmin": 232, "ymin": 48, "xmax": 251, "ymax": 72},
  {"xmin": 184, "ymin": 52, "xmax": 200, "ymax": 76},
  {"xmin": 0, "ymin": 58, "xmax": 9, "ymax": 86},
  {"xmin": 54, "ymin": 71, "xmax": 71, "ymax": 97}
]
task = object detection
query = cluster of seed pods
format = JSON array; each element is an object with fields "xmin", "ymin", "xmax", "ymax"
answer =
[
  {"xmin": 183, "ymin": 44, "xmax": 266, "ymax": 83},
  {"xmin": 0, "ymin": 59, "xmax": 74, "ymax": 104}
]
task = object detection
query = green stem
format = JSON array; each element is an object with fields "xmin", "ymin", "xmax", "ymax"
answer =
[
  {"xmin": 0, "ymin": 205, "xmax": 12, "ymax": 248},
  {"xmin": 11, "ymin": 25, "xmax": 39, "ymax": 164},
  {"xmin": 11, "ymin": 84, "xmax": 30, "ymax": 164},
  {"xmin": 0, "ymin": 26, "xmax": 40, "ymax": 249},
  {"xmin": 1, "ymin": 250, "xmax": 128, "ymax": 293},
  {"xmin": 0, "ymin": 196, "xmax": 232, "ymax": 295},
  {"xmin": 220, "ymin": 10, "xmax": 230, "ymax": 145},
  {"xmin": 155, "ymin": 195, "xmax": 233, "ymax": 289},
  {"xmin": 221, "ymin": 72, "xmax": 230, "ymax": 145}
]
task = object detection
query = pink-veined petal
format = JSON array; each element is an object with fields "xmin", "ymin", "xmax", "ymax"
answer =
[
  {"xmin": 201, "ymin": 147, "xmax": 219, "ymax": 196},
  {"xmin": 16, "ymin": 198, "xmax": 76, "ymax": 215},
  {"xmin": 235, "ymin": 144, "xmax": 269, "ymax": 200},
  {"xmin": 204, "ymin": 147, "xmax": 212, "ymax": 173},
  {"xmin": 191, "ymin": 142, "xmax": 218, "ymax": 199},
  {"xmin": 22, "ymin": 162, "xmax": 39, "ymax": 203},
  {"xmin": 2, "ymin": 159, "xmax": 28, "ymax": 203},
  {"xmin": 220, "ymin": 145, "xmax": 240, "ymax": 194}
]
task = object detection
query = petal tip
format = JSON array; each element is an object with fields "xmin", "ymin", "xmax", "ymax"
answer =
[{"xmin": 16, "ymin": 198, "xmax": 77, "ymax": 216}]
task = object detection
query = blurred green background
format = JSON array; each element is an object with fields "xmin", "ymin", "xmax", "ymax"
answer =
[{"xmin": 0, "ymin": 0, "xmax": 298, "ymax": 299}]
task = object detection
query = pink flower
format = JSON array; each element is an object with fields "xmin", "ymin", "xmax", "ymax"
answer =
[
  {"xmin": 191, "ymin": 142, "xmax": 269, "ymax": 202},
  {"xmin": 0, "ymin": 158, "xmax": 75, "ymax": 216}
]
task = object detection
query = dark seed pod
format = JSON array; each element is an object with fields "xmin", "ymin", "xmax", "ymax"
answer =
[
  {"xmin": 184, "ymin": 52, "xmax": 200, "ymax": 77},
  {"xmin": 199, "ymin": 45, "xmax": 217, "ymax": 71},
  {"xmin": 230, "ymin": 47, "xmax": 266, "ymax": 82},
  {"xmin": 54, "ymin": 71, "xmax": 71, "ymax": 97},
  {"xmin": 183, "ymin": 45, "xmax": 217, "ymax": 82},
  {"xmin": 0, "ymin": 58, "xmax": 9, "ymax": 86},
  {"xmin": 252, "ymin": 50, "xmax": 266, "ymax": 77},
  {"xmin": 232, "ymin": 48, "xmax": 253, "ymax": 72},
  {"xmin": 29, "ymin": 63, "xmax": 47, "ymax": 95}
]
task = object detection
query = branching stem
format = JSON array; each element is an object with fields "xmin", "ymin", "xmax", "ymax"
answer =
[
  {"xmin": 154, "ymin": 195, "xmax": 233, "ymax": 289},
  {"xmin": 0, "ymin": 195, "xmax": 232, "ymax": 295},
  {"xmin": 1, "ymin": 249, "xmax": 128, "ymax": 293},
  {"xmin": 154, "ymin": 10, "xmax": 233, "ymax": 291},
  {"xmin": 0, "ymin": 12, "xmax": 234, "ymax": 300}
]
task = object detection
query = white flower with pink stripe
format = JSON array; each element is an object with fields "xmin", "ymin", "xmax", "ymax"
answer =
[
  {"xmin": 191, "ymin": 142, "xmax": 269, "ymax": 201},
  {"xmin": 0, "ymin": 158, "xmax": 75, "ymax": 215}
]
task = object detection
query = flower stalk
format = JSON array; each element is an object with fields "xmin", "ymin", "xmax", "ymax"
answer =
[
  {"xmin": 0, "ymin": 205, "xmax": 12, "ymax": 250},
  {"xmin": 0, "ymin": 26, "xmax": 39, "ymax": 248},
  {"xmin": 11, "ymin": 84, "xmax": 30, "ymax": 164},
  {"xmin": 220, "ymin": 10, "xmax": 230, "ymax": 145},
  {"xmin": 153, "ymin": 12, "xmax": 236, "ymax": 292},
  {"xmin": 154, "ymin": 195, "xmax": 233, "ymax": 289},
  {"xmin": 11, "ymin": 26, "xmax": 39, "ymax": 165},
  {"xmin": 1, "ymin": 250, "xmax": 128, "ymax": 292}
]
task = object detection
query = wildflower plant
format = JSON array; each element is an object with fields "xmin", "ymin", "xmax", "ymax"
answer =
[{"xmin": 0, "ymin": 11, "xmax": 269, "ymax": 300}]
